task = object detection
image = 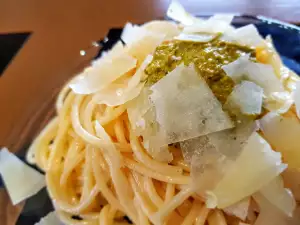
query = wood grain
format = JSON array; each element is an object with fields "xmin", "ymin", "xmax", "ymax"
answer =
[{"xmin": 0, "ymin": 189, "xmax": 24, "ymax": 225}]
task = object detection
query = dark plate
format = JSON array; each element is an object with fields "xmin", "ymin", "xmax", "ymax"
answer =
[{"xmin": 0, "ymin": 15, "xmax": 299, "ymax": 225}]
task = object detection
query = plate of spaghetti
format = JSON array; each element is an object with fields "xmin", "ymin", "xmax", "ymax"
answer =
[{"xmin": 1, "ymin": 1, "xmax": 300, "ymax": 225}]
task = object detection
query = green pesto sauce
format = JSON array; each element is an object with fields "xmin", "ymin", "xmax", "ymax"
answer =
[{"xmin": 144, "ymin": 39, "xmax": 255, "ymax": 104}]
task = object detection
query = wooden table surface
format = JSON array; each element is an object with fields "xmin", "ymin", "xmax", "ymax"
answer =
[{"xmin": 0, "ymin": 0, "xmax": 300, "ymax": 224}]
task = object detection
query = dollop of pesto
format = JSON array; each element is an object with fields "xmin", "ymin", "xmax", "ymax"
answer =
[{"xmin": 144, "ymin": 38, "xmax": 255, "ymax": 104}]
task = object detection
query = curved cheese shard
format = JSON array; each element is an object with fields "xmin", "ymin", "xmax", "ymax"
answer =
[
  {"xmin": 69, "ymin": 53, "xmax": 137, "ymax": 94},
  {"xmin": 184, "ymin": 121, "xmax": 257, "ymax": 195},
  {"xmin": 166, "ymin": 0, "xmax": 201, "ymax": 26},
  {"xmin": 121, "ymin": 23, "xmax": 149, "ymax": 45},
  {"xmin": 126, "ymin": 32, "xmax": 164, "ymax": 64},
  {"xmin": 224, "ymin": 81, "xmax": 263, "ymax": 115},
  {"xmin": 259, "ymin": 112, "xmax": 300, "ymax": 169},
  {"xmin": 223, "ymin": 197, "xmax": 251, "ymax": 221},
  {"xmin": 174, "ymin": 33, "xmax": 217, "ymax": 43},
  {"xmin": 222, "ymin": 24, "xmax": 264, "ymax": 47},
  {"xmin": 253, "ymin": 193, "xmax": 299, "ymax": 225},
  {"xmin": 127, "ymin": 87, "xmax": 153, "ymax": 135},
  {"xmin": 293, "ymin": 80, "xmax": 300, "ymax": 119},
  {"xmin": 259, "ymin": 176, "xmax": 296, "ymax": 217},
  {"xmin": 92, "ymin": 55, "xmax": 153, "ymax": 106},
  {"xmin": 183, "ymin": 14, "xmax": 235, "ymax": 34},
  {"xmin": 206, "ymin": 132, "xmax": 286, "ymax": 209},
  {"xmin": 150, "ymin": 63, "xmax": 234, "ymax": 146},
  {"xmin": 0, "ymin": 148, "xmax": 45, "ymax": 205},
  {"xmin": 35, "ymin": 211, "xmax": 63, "ymax": 225},
  {"xmin": 222, "ymin": 55, "xmax": 284, "ymax": 95},
  {"xmin": 142, "ymin": 20, "xmax": 180, "ymax": 40},
  {"xmin": 94, "ymin": 41, "xmax": 124, "ymax": 65},
  {"xmin": 282, "ymin": 168, "xmax": 300, "ymax": 201},
  {"xmin": 263, "ymin": 91, "xmax": 293, "ymax": 114}
]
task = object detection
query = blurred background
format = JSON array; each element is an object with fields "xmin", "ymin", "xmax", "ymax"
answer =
[{"xmin": 0, "ymin": 0, "xmax": 299, "ymax": 224}]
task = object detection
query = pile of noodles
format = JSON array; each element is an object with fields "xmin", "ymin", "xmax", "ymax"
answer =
[{"xmin": 1, "ymin": 1, "xmax": 300, "ymax": 225}]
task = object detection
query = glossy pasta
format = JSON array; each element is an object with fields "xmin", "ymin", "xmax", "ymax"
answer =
[{"xmin": 25, "ymin": 2, "xmax": 300, "ymax": 225}]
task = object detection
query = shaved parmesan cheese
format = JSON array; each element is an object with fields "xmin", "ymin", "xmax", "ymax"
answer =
[
  {"xmin": 181, "ymin": 136, "xmax": 212, "ymax": 164},
  {"xmin": 181, "ymin": 121, "xmax": 257, "ymax": 163},
  {"xmin": 222, "ymin": 24, "xmax": 264, "ymax": 47},
  {"xmin": 222, "ymin": 54, "xmax": 250, "ymax": 78},
  {"xmin": 259, "ymin": 176, "xmax": 296, "ymax": 217},
  {"xmin": 94, "ymin": 41, "xmax": 124, "ymax": 65},
  {"xmin": 0, "ymin": 148, "xmax": 45, "ymax": 205},
  {"xmin": 92, "ymin": 55, "xmax": 153, "ymax": 106},
  {"xmin": 222, "ymin": 55, "xmax": 284, "ymax": 94},
  {"xmin": 150, "ymin": 64, "xmax": 234, "ymax": 146},
  {"xmin": 183, "ymin": 14, "xmax": 234, "ymax": 34},
  {"xmin": 127, "ymin": 87, "xmax": 173, "ymax": 162},
  {"xmin": 253, "ymin": 193, "xmax": 292, "ymax": 225},
  {"xmin": 69, "ymin": 54, "xmax": 137, "ymax": 94},
  {"xmin": 127, "ymin": 87, "xmax": 153, "ymax": 135},
  {"xmin": 293, "ymin": 81, "xmax": 300, "ymax": 119},
  {"xmin": 186, "ymin": 121, "xmax": 257, "ymax": 195},
  {"xmin": 208, "ymin": 120, "xmax": 258, "ymax": 159},
  {"xmin": 142, "ymin": 20, "xmax": 180, "ymax": 40},
  {"xmin": 224, "ymin": 81, "xmax": 263, "ymax": 115},
  {"xmin": 166, "ymin": 0, "xmax": 201, "ymax": 26},
  {"xmin": 263, "ymin": 91, "xmax": 293, "ymax": 114},
  {"xmin": 35, "ymin": 211, "xmax": 63, "ymax": 225},
  {"xmin": 122, "ymin": 23, "xmax": 167, "ymax": 46},
  {"xmin": 259, "ymin": 112, "xmax": 300, "ymax": 169},
  {"xmin": 286, "ymin": 74, "xmax": 299, "ymax": 92},
  {"xmin": 126, "ymin": 32, "xmax": 164, "ymax": 64},
  {"xmin": 282, "ymin": 168, "xmax": 300, "ymax": 201},
  {"xmin": 92, "ymin": 83, "xmax": 143, "ymax": 107},
  {"xmin": 224, "ymin": 197, "xmax": 251, "ymax": 221},
  {"xmin": 190, "ymin": 139, "xmax": 231, "ymax": 194},
  {"xmin": 175, "ymin": 33, "xmax": 217, "ymax": 42},
  {"xmin": 206, "ymin": 132, "xmax": 286, "ymax": 209},
  {"xmin": 264, "ymin": 35, "xmax": 284, "ymax": 79},
  {"xmin": 121, "ymin": 23, "xmax": 148, "ymax": 45}
]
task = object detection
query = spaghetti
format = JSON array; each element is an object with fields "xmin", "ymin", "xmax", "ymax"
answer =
[{"xmin": 25, "ymin": 2, "xmax": 300, "ymax": 225}]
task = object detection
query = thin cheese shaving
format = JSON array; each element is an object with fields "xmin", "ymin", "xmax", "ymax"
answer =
[
  {"xmin": 183, "ymin": 14, "xmax": 234, "ymax": 34},
  {"xmin": 35, "ymin": 211, "xmax": 63, "ymax": 225},
  {"xmin": 0, "ymin": 148, "xmax": 45, "ymax": 205},
  {"xmin": 222, "ymin": 24, "xmax": 264, "ymax": 47},
  {"xmin": 174, "ymin": 33, "xmax": 217, "ymax": 42},
  {"xmin": 69, "ymin": 54, "xmax": 137, "ymax": 94},
  {"xmin": 253, "ymin": 193, "xmax": 291, "ymax": 225},
  {"xmin": 149, "ymin": 63, "xmax": 234, "ymax": 146},
  {"xmin": 206, "ymin": 132, "xmax": 286, "ymax": 209},
  {"xmin": 222, "ymin": 55, "xmax": 284, "ymax": 94},
  {"xmin": 223, "ymin": 197, "xmax": 251, "ymax": 221},
  {"xmin": 293, "ymin": 80, "xmax": 300, "ymax": 119},
  {"xmin": 92, "ymin": 55, "xmax": 153, "ymax": 106},
  {"xmin": 263, "ymin": 91, "xmax": 293, "ymax": 114},
  {"xmin": 224, "ymin": 81, "xmax": 263, "ymax": 115},
  {"xmin": 259, "ymin": 112, "xmax": 300, "ymax": 169},
  {"xmin": 95, "ymin": 41, "xmax": 124, "ymax": 64},
  {"xmin": 259, "ymin": 176, "xmax": 296, "ymax": 217},
  {"xmin": 126, "ymin": 32, "xmax": 164, "ymax": 64},
  {"xmin": 121, "ymin": 23, "xmax": 150, "ymax": 45},
  {"xmin": 208, "ymin": 120, "xmax": 258, "ymax": 159},
  {"xmin": 282, "ymin": 168, "xmax": 300, "ymax": 201},
  {"xmin": 190, "ymin": 138, "xmax": 231, "ymax": 194},
  {"xmin": 186, "ymin": 121, "xmax": 257, "ymax": 195},
  {"xmin": 142, "ymin": 20, "xmax": 180, "ymax": 40},
  {"xmin": 166, "ymin": 0, "xmax": 201, "ymax": 26}
]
